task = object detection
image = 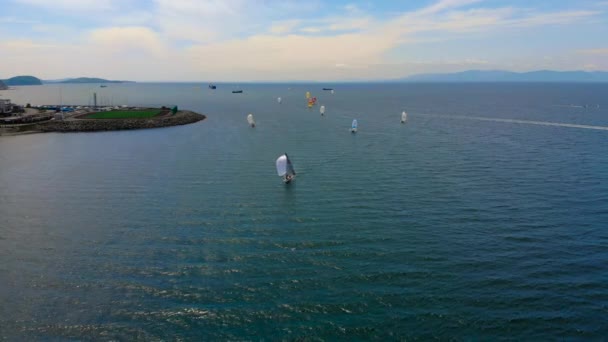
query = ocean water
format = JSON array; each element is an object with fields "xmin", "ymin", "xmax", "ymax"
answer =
[{"xmin": 1, "ymin": 83, "xmax": 607, "ymax": 340}]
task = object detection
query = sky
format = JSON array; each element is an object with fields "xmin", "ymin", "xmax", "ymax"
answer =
[{"xmin": 1, "ymin": 0, "xmax": 607, "ymax": 81}]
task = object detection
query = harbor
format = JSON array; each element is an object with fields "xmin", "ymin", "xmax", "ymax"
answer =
[{"xmin": 0, "ymin": 98, "xmax": 205, "ymax": 135}]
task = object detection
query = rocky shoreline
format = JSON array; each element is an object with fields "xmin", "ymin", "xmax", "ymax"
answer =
[{"xmin": 1, "ymin": 110, "xmax": 205, "ymax": 135}]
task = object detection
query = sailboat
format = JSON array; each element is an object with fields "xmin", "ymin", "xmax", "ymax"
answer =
[
  {"xmin": 276, "ymin": 153, "xmax": 296, "ymax": 184},
  {"xmin": 320, "ymin": 105, "xmax": 325, "ymax": 116},
  {"xmin": 351, "ymin": 119, "xmax": 358, "ymax": 133},
  {"xmin": 247, "ymin": 113, "xmax": 255, "ymax": 127},
  {"xmin": 401, "ymin": 111, "xmax": 407, "ymax": 123},
  {"xmin": 277, "ymin": 97, "xmax": 282, "ymax": 104}
]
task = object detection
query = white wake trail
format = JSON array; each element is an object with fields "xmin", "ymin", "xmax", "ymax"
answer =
[{"xmin": 423, "ymin": 114, "xmax": 608, "ymax": 131}]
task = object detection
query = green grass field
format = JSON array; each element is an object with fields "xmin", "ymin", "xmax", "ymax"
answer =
[{"xmin": 85, "ymin": 110, "xmax": 160, "ymax": 119}]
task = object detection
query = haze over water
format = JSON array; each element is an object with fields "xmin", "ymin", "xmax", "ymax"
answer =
[{"xmin": 1, "ymin": 83, "xmax": 608, "ymax": 339}]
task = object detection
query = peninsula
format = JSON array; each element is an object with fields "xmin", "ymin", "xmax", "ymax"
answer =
[{"xmin": 0, "ymin": 104, "xmax": 205, "ymax": 136}]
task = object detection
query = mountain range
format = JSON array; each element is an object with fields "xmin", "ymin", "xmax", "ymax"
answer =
[
  {"xmin": 45, "ymin": 77, "xmax": 133, "ymax": 84},
  {"xmin": 2, "ymin": 71, "xmax": 608, "ymax": 85},
  {"xmin": 399, "ymin": 70, "xmax": 608, "ymax": 82}
]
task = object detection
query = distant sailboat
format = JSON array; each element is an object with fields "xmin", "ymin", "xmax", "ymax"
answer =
[
  {"xmin": 209, "ymin": 84, "xmax": 217, "ymax": 89},
  {"xmin": 247, "ymin": 113, "xmax": 255, "ymax": 127},
  {"xmin": 277, "ymin": 97, "xmax": 282, "ymax": 104},
  {"xmin": 305, "ymin": 91, "xmax": 311, "ymax": 99},
  {"xmin": 401, "ymin": 111, "xmax": 407, "ymax": 123},
  {"xmin": 351, "ymin": 119, "xmax": 358, "ymax": 133},
  {"xmin": 320, "ymin": 105, "xmax": 325, "ymax": 116},
  {"xmin": 331, "ymin": 89, "xmax": 335, "ymax": 94},
  {"xmin": 276, "ymin": 153, "xmax": 296, "ymax": 184}
]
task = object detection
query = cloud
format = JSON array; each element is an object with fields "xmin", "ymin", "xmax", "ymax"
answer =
[
  {"xmin": 300, "ymin": 27, "xmax": 323, "ymax": 33},
  {"xmin": 0, "ymin": 16, "xmax": 38, "ymax": 24},
  {"xmin": 269, "ymin": 20, "xmax": 301, "ymax": 35},
  {"xmin": 89, "ymin": 26, "xmax": 165, "ymax": 55},
  {"xmin": 1, "ymin": 39, "xmax": 58, "ymax": 50},
  {"xmin": 2, "ymin": 0, "xmax": 606, "ymax": 81},
  {"xmin": 153, "ymin": 0, "xmax": 242, "ymax": 17},
  {"xmin": 507, "ymin": 10, "xmax": 601, "ymax": 27},
  {"xmin": 187, "ymin": 33, "xmax": 394, "ymax": 70},
  {"xmin": 327, "ymin": 18, "xmax": 371, "ymax": 31},
  {"xmin": 418, "ymin": 0, "xmax": 483, "ymax": 15},
  {"xmin": 14, "ymin": 0, "xmax": 118, "ymax": 12},
  {"xmin": 577, "ymin": 48, "xmax": 608, "ymax": 55}
]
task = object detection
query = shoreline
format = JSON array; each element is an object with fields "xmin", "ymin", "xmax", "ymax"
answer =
[{"xmin": 0, "ymin": 110, "xmax": 205, "ymax": 136}]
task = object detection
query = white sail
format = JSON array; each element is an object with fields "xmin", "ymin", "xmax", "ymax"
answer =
[
  {"xmin": 286, "ymin": 155, "xmax": 295, "ymax": 176},
  {"xmin": 276, "ymin": 155, "xmax": 287, "ymax": 176},
  {"xmin": 331, "ymin": 89, "xmax": 335, "ymax": 94},
  {"xmin": 401, "ymin": 111, "xmax": 407, "ymax": 123},
  {"xmin": 277, "ymin": 97, "xmax": 282, "ymax": 104},
  {"xmin": 247, "ymin": 113, "xmax": 255, "ymax": 127},
  {"xmin": 276, "ymin": 153, "xmax": 296, "ymax": 181},
  {"xmin": 351, "ymin": 119, "xmax": 358, "ymax": 132},
  {"xmin": 320, "ymin": 105, "xmax": 325, "ymax": 115}
]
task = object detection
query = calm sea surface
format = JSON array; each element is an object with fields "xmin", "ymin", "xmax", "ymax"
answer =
[{"xmin": 1, "ymin": 83, "xmax": 607, "ymax": 340}]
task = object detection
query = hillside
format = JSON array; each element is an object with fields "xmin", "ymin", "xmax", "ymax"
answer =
[
  {"xmin": 401, "ymin": 70, "xmax": 608, "ymax": 82},
  {"xmin": 3, "ymin": 75, "xmax": 43, "ymax": 86},
  {"xmin": 0, "ymin": 80, "xmax": 7, "ymax": 90},
  {"xmin": 54, "ymin": 77, "xmax": 131, "ymax": 84}
]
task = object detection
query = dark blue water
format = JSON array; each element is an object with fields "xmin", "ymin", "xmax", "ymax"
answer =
[{"xmin": 1, "ymin": 83, "xmax": 608, "ymax": 339}]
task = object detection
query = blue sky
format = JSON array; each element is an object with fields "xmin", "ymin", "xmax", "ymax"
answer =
[{"xmin": 1, "ymin": 0, "xmax": 607, "ymax": 81}]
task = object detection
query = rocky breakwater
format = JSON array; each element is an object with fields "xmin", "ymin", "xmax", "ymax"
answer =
[{"xmin": 36, "ymin": 110, "xmax": 205, "ymax": 133}]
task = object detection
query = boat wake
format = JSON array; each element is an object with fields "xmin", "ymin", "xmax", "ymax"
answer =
[{"xmin": 423, "ymin": 114, "xmax": 608, "ymax": 131}]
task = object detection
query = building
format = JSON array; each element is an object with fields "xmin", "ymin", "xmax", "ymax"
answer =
[{"xmin": 0, "ymin": 99, "xmax": 13, "ymax": 115}]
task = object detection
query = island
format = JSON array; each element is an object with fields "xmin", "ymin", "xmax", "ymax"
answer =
[
  {"xmin": 52, "ymin": 77, "xmax": 132, "ymax": 84},
  {"xmin": 1, "ymin": 75, "xmax": 134, "ymax": 85},
  {"xmin": 2, "ymin": 75, "xmax": 43, "ymax": 86}
]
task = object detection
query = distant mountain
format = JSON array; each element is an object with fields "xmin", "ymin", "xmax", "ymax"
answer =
[
  {"xmin": 400, "ymin": 70, "xmax": 608, "ymax": 82},
  {"xmin": 2, "ymin": 75, "xmax": 43, "ymax": 86},
  {"xmin": 46, "ymin": 77, "xmax": 132, "ymax": 84},
  {"xmin": 0, "ymin": 80, "xmax": 7, "ymax": 90}
]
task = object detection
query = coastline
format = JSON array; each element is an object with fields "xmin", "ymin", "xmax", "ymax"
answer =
[{"xmin": 0, "ymin": 110, "xmax": 205, "ymax": 136}]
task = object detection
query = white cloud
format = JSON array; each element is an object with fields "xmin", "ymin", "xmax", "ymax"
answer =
[
  {"xmin": 300, "ymin": 27, "xmax": 323, "ymax": 33},
  {"xmin": 269, "ymin": 20, "xmax": 301, "ymax": 35},
  {"xmin": 14, "ymin": 0, "xmax": 117, "ymax": 12},
  {"xmin": 89, "ymin": 26, "xmax": 165, "ymax": 56},
  {"xmin": 418, "ymin": 0, "xmax": 483, "ymax": 15},
  {"xmin": 153, "ymin": 0, "xmax": 242, "ymax": 17},
  {"xmin": 577, "ymin": 48, "xmax": 608, "ymax": 55},
  {"xmin": 327, "ymin": 18, "xmax": 371, "ymax": 31},
  {"xmin": 0, "ymin": 16, "xmax": 38, "ymax": 24},
  {"xmin": 2, "ymin": 0, "xmax": 606, "ymax": 81}
]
